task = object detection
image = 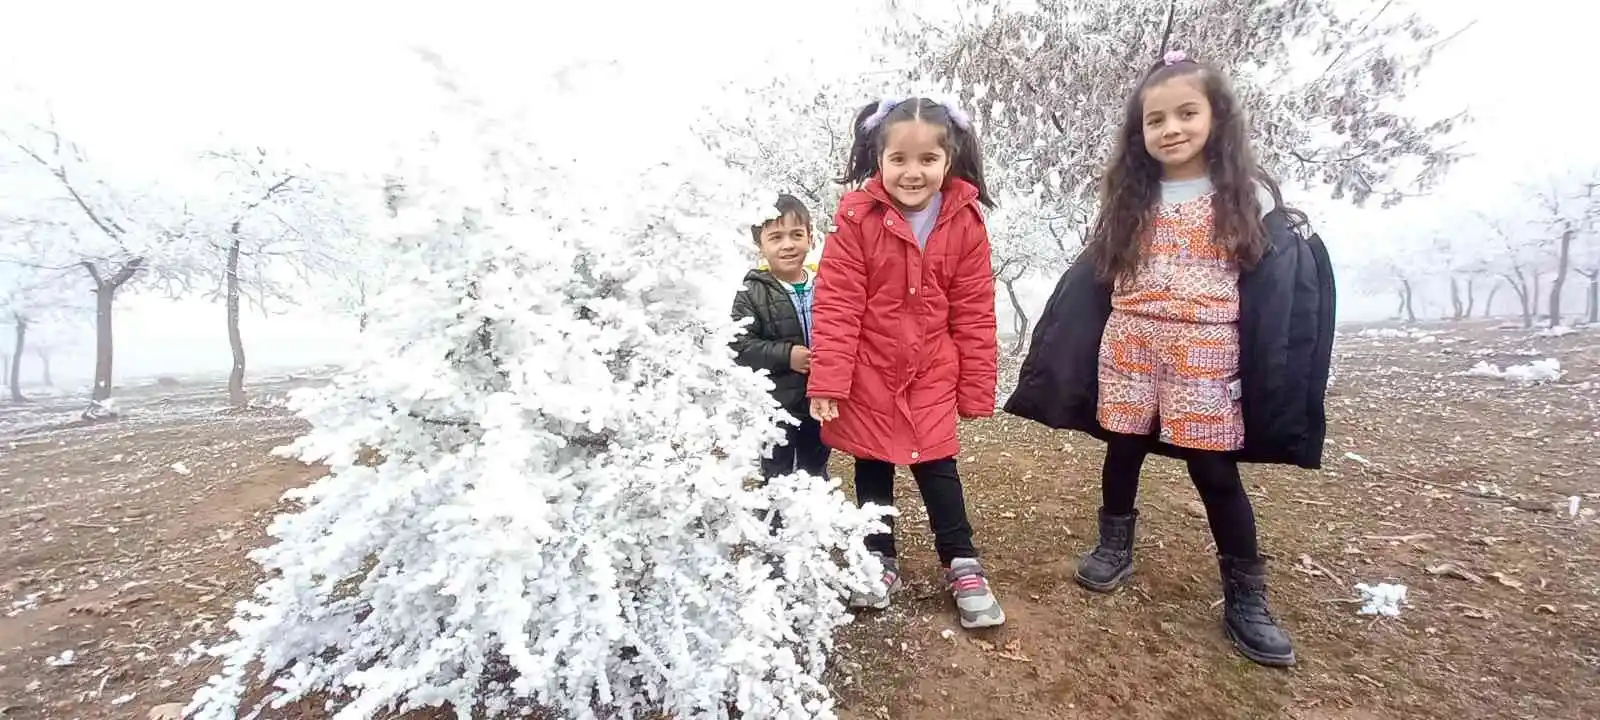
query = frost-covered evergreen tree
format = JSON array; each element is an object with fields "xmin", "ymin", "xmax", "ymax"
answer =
[{"xmin": 188, "ymin": 54, "xmax": 886, "ymax": 720}]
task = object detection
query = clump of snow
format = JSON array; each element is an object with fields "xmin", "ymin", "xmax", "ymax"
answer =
[
  {"xmin": 81, "ymin": 398, "xmax": 119, "ymax": 421},
  {"xmin": 1355, "ymin": 327, "xmax": 1443, "ymax": 342},
  {"xmin": 1459, "ymin": 358, "xmax": 1564, "ymax": 384},
  {"xmin": 1535, "ymin": 325, "xmax": 1577, "ymax": 337},
  {"xmin": 1355, "ymin": 583, "xmax": 1408, "ymax": 617},
  {"xmin": 186, "ymin": 55, "xmax": 885, "ymax": 720}
]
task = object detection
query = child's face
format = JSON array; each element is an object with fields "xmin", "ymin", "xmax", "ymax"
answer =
[
  {"xmin": 1141, "ymin": 75, "xmax": 1213, "ymax": 179},
  {"xmin": 758, "ymin": 214, "xmax": 812, "ymax": 278},
  {"xmin": 879, "ymin": 119, "xmax": 950, "ymax": 212}
]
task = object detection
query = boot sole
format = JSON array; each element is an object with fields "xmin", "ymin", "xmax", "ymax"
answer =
[
  {"xmin": 1224, "ymin": 621, "xmax": 1296, "ymax": 667},
  {"xmin": 959, "ymin": 607, "xmax": 1006, "ymax": 629},
  {"xmin": 1074, "ymin": 564, "xmax": 1133, "ymax": 593}
]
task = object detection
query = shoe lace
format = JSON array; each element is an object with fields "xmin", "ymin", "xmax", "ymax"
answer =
[{"xmin": 1231, "ymin": 582, "xmax": 1277, "ymax": 625}]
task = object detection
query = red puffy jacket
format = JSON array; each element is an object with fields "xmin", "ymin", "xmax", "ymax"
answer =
[{"xmin": 807, "ymin": 175, "xmax": 998, "ymax": 465}]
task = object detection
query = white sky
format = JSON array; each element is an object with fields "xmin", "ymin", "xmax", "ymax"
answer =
[{"xmin": 0, "ymin": 0, "xmax": 1592, "ymax": 386}]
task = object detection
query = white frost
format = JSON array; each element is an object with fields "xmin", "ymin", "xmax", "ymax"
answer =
[
  {"xmin": 185, "ymin": 55, "xmax": 885, "ymax": 720},
  {"xmin": 1355, "ymin": 582, "xmax": 1408, "ymax": 617},
  {"xmin": 1460, "ymin": 358, "xmax": 1563, "ymax": 384}
]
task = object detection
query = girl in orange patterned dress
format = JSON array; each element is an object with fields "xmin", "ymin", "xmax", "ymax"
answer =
[{"xmin": 1008, "ymin": 51, "xmax": 1337, "ymax": 668}]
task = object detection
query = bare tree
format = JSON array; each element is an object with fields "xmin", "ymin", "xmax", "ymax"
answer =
[
  {"xmin": 697, "ymin": 72, "xmax": 903, "ymax": 240},
  {"xmin": 1533, "ymin": 173, "xmax": 1598, "ymax": 328},
  {"xmin": 1479, "ymin": 213, "xmax": 1542, "ymax": 329},
  {"xmin": 4, "ymin": 311, "xmax": 24, "ymax": 402},
  {"xmin": 1481, "ymin": 278, "xmax": 1501, "ymax": 319},
  {"xmin": 1427, "ymin": 228, "xmax": 1491, "ymax": 321},
  {"xmin": 986, "ymin": 190, "xmax": 1078, "ymax": 353},
  {"xmin": 197, "ymin": 147, "xmax": 343, "ymax": 407},
  {"xmin": 32, "ymin": 344, "xmax": 53, "ymax": 387},
  {"xmin": 1, "ymin": 115, "xmax": 198, "ymax": 415},
  {"xmin": 884, "ymin": 0, "xmax": 1468, "ymax": 207},
  {"xmin": 0, "ymin": 254, "xmax": 77, "ymax": 403}
]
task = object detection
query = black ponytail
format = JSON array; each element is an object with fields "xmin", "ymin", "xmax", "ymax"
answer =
[
  {"xmin": 836, "ymin": 102, "xmax": 882, "ymax": 189},
  {"xmin": 836, "ymin": 97, "xmax": 996, "ymax": 209}
]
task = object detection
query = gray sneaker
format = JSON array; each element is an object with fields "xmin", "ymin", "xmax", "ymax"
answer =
[
  {"xmin": 945, "ymin": 558, "xmax": 1005, "ymax": 629},
  {"xmin": 849, "ymin": 553, "xmax": 903, "ymax": 610}
]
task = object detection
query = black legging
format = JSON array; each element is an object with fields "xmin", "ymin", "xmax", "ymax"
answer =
[
  {"xmin": 854, "ymin": 457, "xmax": 978, "ymax": 565},
  {"xmin": 1101, "ymin": 432, "xmax": 1260, "ymax": 559}
]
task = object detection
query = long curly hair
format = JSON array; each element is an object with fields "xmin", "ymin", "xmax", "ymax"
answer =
[{"xmin": 1087, "ymin": 57, "xmax": 1285, "ymax": 284}]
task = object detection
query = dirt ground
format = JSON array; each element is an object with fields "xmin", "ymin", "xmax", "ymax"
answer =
[{"xmin": 1, "ymin": 322, "xmax": 1596, "ymax": 720}]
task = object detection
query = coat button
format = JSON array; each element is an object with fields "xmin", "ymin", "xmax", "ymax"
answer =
[
  {"xmin": 847, "ymin": 210, "xmax": 855, "ymax": 217},
  {"xmin": 909, "ymin": 287, "xmax": 917, "ymax": 295},
  {"xmin": 910, "ymin": 451, "xmax": 920, "ymax": 460},
  {"xmin": 886, "ymin": 219, "xmax": 894, "ymax": 226}
]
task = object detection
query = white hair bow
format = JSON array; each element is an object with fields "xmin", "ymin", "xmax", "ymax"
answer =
[{"xmin": 860, "ymin": 95, "xmax": 974, "ymax": 133}]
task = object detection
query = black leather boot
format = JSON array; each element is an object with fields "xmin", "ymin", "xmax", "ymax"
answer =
[
  {"xmin": 1075, "ymin": 509, "xmax": 1137, "ymax": 592},
  {"xmin": 1219, "ymin": 554, "xmax": 1296, "ymax": 667}
]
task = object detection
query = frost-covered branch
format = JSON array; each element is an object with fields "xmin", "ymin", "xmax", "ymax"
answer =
[{"xmin": 187, "ymin": 51, "xmax": 886, "ymax": 720}]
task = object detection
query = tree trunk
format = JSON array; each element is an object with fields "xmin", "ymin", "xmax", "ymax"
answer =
[
  {"xmin": 1464, "ymin": 276, "xmax": 1476, "ymax": 318},
  {"xmin": 92, "ymin": 284, "xmax": 115, "ymax": 401},
  {"xmin": 1531, "ymin": 272, "xmax": 1543, "ymax": 320},
  {"xmin": 226, "ymin": 237, "xmax": 248, "ymax": 408},
  {"xmin": 1584, "ymin": 271, "xmax": 1599, "ymax": 325},
  {"xmin": 86, "ymin": 259, "xmax": 144, "ymax": 405},
  {"xmin": 1002, "ymin": 276, "xmax": 1029, "ymax": 357},
  {"xmin": 1449, "ymin": 276, "xmax": 1464, "ymax": 320},
  {"xmin": 1504, "ymin": 271, "xmax": 1533, "ymax": 329},
  {"xmin": 37, "ymin": 350, "xmax": 52, "ymax": 387},
  {"xmin": 1401, "ymin": 279, "xmax": 1417, "ymax": 323},
  {"xmin": 1549, "ymin": 228, "xmax": 1575, "ymax": 328},
  {"xmin": 10, "ymin": 318, "xmax": 27, "ymax": 403},
  {"xmin": 1, "ymin": 353, "xmax": 9, "ymax": 392},
  {"xmin": 1484, "ymin": 281, "xmax": 1500, "ymax": 318}
]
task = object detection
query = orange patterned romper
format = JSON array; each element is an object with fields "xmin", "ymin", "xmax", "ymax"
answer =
[{"xmin": 1097, "ymin": 182, "xmax": 1245, "ymax": 452}]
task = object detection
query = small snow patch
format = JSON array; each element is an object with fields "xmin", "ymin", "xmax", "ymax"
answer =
[
  {"xmin": 1355, "ymin": 582, "xmax": 1408, "ymax": 617},
  {"xmin": 45, "ymin": 649, "xmax": 76, "ymax": 667},
  {"xmin": 1535, "ymin": 325, "xmax": 1576, "ymax": 338},
  {"xmin": 170, "ymin": 461, "xmax": 192, "ymax": 476},
  {"xmin": 1459, "ymin": 358, "xmax": 1563, "ymax": 384}
]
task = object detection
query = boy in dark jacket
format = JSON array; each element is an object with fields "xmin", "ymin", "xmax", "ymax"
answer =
[{"xmin": 733, "ymin": 194, "xmax": 830, "ymax": 480}]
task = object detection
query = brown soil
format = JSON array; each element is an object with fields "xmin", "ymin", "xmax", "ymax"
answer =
[{"xmin": 2, "ymin": 321, "xmax": 1596, "ymax": 720}]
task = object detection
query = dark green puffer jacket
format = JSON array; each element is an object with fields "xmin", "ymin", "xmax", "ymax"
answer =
[{"xmin": 731, "ymin": 269, "xmax": 809, "ymax": 418}]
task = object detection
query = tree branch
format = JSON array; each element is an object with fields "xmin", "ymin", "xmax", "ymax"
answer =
[{"xmin": 80, "ymin": 260, "xmax": 104, "ymax": 286}]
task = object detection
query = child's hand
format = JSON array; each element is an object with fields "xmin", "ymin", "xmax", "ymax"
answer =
[
  {"xmin": 789, "ymin": 346, "xmax": 811, "ymax": 374},
  {"xmin": 810, "ymin": 398, "xmax": 838, "ymax": 423}
]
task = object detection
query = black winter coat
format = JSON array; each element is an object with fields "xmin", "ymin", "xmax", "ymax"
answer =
[
  {"xmin": 731, "ymin": 269, "xmax": 811, "ymax": 418},
  {"xmin": 1004, "ymin": 209, "xmax": 1336, "ymax": 469}
]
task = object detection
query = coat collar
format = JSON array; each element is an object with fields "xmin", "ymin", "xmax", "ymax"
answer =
[{"xmin": 852, "ymin": 174, "xmax": 982, "ymax": 222}]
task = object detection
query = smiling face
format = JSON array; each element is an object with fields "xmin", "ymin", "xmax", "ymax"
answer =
[
  {"xmin": 1140, "ymin": 75, "xmax": 1213, "ymax": 180},
  {"xmin": 756, "ymin": 213, "xmax": 812, "ymax": 282},
  {"xmin": 879, "ymin": 119, "xmax": 951, "ymax": 211}
]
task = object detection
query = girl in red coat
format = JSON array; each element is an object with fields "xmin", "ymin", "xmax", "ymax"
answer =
[{"xmin": 807, "ymin": 97, "xmax": 1004, "ymax": 629}]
